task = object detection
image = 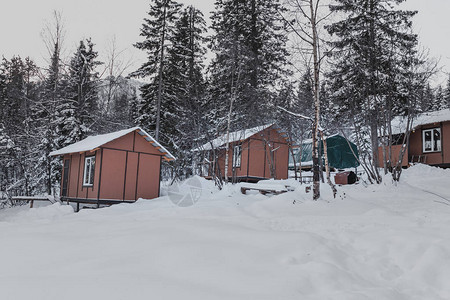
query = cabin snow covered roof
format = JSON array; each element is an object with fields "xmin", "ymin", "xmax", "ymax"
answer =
[
  {"xmin": 390, "ymin": 108, "xmax": 450, "ymax": 135},
  {"xmin": 196, "ymin": 123, "xmax": 288, "ymax": 151},
  {"xmin": 50, "ymin": 127, "xmax": 176, "ymax": 161}
]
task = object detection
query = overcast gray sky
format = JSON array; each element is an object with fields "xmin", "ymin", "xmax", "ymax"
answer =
[{"xmin": 1, "ymin": 0, "xmax": 448, "ymax": 85}]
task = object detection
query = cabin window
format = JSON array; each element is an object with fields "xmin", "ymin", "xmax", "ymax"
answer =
[
  {"xmin": 392, "ymin": 133, "xmax": 405, "ymax": 146},
  {"xmin": 422, "ymin": 128, "xmax": 441, "ymax": 153},
  {"xmin": 83, "ymin": 156, "xmax": 96, "ymax": 186},
  {"xmin": 233, "ymin": 145, "xmax": 242, "ymax": 168}
]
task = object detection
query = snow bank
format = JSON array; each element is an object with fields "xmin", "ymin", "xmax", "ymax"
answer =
[
  {"xmin": 400, "ymin": 164, "xmax": 450, "ymax": 200},
  {"xmin": 0, "ymin": 202, "xmax": 74, "ymax": 223},
  {"xmin": 0, "ymin": 166, "xmax": 449, "ymax": 299}
]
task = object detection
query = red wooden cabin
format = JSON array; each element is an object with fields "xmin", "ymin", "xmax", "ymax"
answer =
[
  {"xmin": 378, "ymin": 109, "xmax": 450, "ymax": 168},
  {"xmin": 50, "ymin": 127, "xmax": 175, "ymax": 208},
  {"xmin": 197, "ymin": 124, "xmax": 290, "ymax": 182}
]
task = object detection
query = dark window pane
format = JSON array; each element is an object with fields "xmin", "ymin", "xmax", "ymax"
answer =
[
  {"xmin": 434, "ymin": 129, "xmax": 441, "ymax": 151},
  {"xmin": 89, "ymin": 158, "xmax": 95, "ymax": 184},
  {"xmin": 424, "ymin": 130, "xmax": 432, "ymax": 152}
]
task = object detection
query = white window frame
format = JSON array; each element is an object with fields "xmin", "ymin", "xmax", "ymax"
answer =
[
  {"xmin": 83, "ymin": 156, "xmax": 95, "ymax": 186},
  {"xmin": 233, "ymin": 145, "xmax": 242, "ymax": 168},
  {"xmin": 422, "ymin": 128, "xmax": 441, "ymax": 153}
]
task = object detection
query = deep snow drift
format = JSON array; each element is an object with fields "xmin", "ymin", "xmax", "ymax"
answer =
[{"xmin": 0, "ymin": 165, "xmax": 449, "ymax": 300}]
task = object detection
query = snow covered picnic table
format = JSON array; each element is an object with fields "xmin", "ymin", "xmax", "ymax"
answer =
[
  {"xmin": 240, "ymin": 182, "xmax": 295, "ymax": 195},
  {"xmin": 299, "ymin": 175, "xmax": 313, "ymax": 183}
]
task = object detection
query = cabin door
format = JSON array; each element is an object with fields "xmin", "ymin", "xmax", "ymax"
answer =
[{"xmin": 62, "ymin": 159, "xmax": 70, "ymax": 197}]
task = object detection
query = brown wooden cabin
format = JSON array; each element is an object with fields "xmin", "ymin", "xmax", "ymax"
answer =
[
  {"xmin": 197, "ymin": 124, "xmax": 290, "ymax": 182},
  {"xmin": 50, "ymin": 127, "xmax": 175, "ymax": 208},
  {"xmin": 378, "ymin": 109, "xmax": 450, "ymax": 168}
]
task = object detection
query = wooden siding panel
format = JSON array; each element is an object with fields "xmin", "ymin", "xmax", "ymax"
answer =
[
  {"xmin": 124, "ymin": 152, "xmax": 139, "ymax": 201},
  {"xmin": 424, "ymin": 152, "xmax": 443, "ymax": 165},
  {"xmin": 409, "ymin": 130, "xmax": 422, "ymax": 158},
  {"xmin": 102, "ymin": 131, "xmax": 134, "ymax": 151},
  {"xmin": 238, "ymin": 140, "xmax": 249, "ymax": 177},
  {"xmin": 136, "ymin": 153, "xmax": 161, "ymax": 199},
  {"xmin": 266, "ymin": 128, "xmax": 288, "ymax": 144},
  {"xmin": 67, "ymin": 154, "xmax": 79, "ymax": 198},
  {"xmin": 248, "ymin": 139, "xmax": 266, "ymax": 178},
  {"xmin": 249, "ymin": 128, "xmax": 289, "ymax": 145},
  {"xmin": 61, "ymin": 155, "xmax": 68, "ymax": 195},
  {"xmin": 134, "ymin": 133, "xmax": 164, "ymax": 155},
  {"xmin": 275, "ymin": 143, "xmax": 289, "ymax": 179},
  {"xmin": 443, "ymin": 122, "xmax": 450, "ymax": 164},
  {"xmin": 264, "ymin": 141, "xmax": 271, "ymax": 178},
  {"xmin": 377, "ymin": 145, "xmax": 409, "ymax": 168},
  {"xmin": 98, "ymin": 149, "xmax": 126, "ymax": 200}
]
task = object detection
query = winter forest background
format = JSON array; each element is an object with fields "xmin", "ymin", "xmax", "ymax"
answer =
[{"xmin": 1, "ymin": 0, "xmax": 449, "ymax": 198}]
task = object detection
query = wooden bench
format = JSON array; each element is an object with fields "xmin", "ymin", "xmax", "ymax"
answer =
[
  {"xmin": 240, "ymin": 184, "xmax": 294, "ymax": 195},
  {"xmin": 11, "ymin": 196, "xmax": 57, "ymax": 208}
]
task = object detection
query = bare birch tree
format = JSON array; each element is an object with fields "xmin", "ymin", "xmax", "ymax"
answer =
[
  {"xmin": 280, "ymin": 0, "xmax": 331, "ymax": 200},
  {"xmin": 101, "ymin": 36, "xmax": 134, "ymax": 115}
]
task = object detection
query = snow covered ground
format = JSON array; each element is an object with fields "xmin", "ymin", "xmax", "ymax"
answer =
[{"xmin": 0, "ymin": 164, "xmax": 449, "ymax": 300}]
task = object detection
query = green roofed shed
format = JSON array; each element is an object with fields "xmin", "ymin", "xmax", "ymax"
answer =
[{"xmin": 289, "ymin": 134, "xmax": 359, "ymax": 169}]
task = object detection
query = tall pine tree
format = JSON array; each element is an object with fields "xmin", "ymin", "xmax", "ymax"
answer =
[
  {"xmin": 445, "ymin": 74, "xmax": 450, "ymax": 109},
  {"xmin": 0, "ymin": 57, "xmax": 39, "ymax": 196},
  {"xmin": 36, "ymin": 30, "xmax": 67, "ymax": 195},
  {"xmin": 327, "ymin": 0, "xmax": 418, "ymax": 182},
  {"xmin": 131, "ymin": 0, "xmax": 182, "ymax": 142},
  {"xmin": 208, "ymin": 0, "xmax": 289, "ymax": 132},
  {"xmin": 57, "ymin": 39, "xmax": 101, "ymax": 148},
  {"xmin": 165, "ymin": 5, "xmax": 208, "ymax": 177}
]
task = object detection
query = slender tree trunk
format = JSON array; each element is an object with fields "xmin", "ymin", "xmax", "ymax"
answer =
[
  {"xmin": 224, "ymin": 95, "xmax": 234, "ymax": 183},
  {"xmin": 310, "ymin": 0, "xmax": 321, "ymax": 200},
  {"xmin": 380, "ymin": 108, "xmax": 388, "ymax": 174},
  {"xmin": 265, "ymin": 140, "xmax": 276, "ymax": 179},
  {"xmin": 393, "ymin": 114, "xmax": 413, "ymax": 181},
  {"xmin": 368, "ymin": 0, "xmax": 381, "ymax": 183},
  {"xmin": 319, "ymin": 141, "xmax": 324, "ymax": 183},
  {"xmin": 370, "ymin": 113, "xmax": 381, "ymax": 183},
  {"xmin": 387, "ymin": 100, "xmax": 393, "ymax": 171},
  {"xmin": 298, "ymin": 141, "xmax": 303, "ymax": 183},
  {"xmin": 320, "ymin": 131, "xmax": 337, "ymax": 197},
  {"xmin": 289, "ymin": 145, "xmax": 298, "ymax": 180},
  {"xmin": 224, "ymin": 58, "xmax": 242, "ymax": 184}
]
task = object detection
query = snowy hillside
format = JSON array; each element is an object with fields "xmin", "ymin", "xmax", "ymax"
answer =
[{"xmin": 1, "ymin": 165, "xmax": 449, "ymax": 300}]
